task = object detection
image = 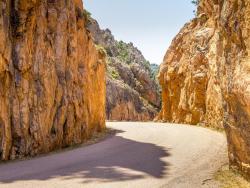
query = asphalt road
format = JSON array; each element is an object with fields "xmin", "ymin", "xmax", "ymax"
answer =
[{"xmin": 0, "ymin": 122, "xmax": 227, "ymax": 188}]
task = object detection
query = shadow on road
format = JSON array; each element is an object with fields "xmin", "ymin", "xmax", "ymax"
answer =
[{"xmin": 0, "ymin": 131, "xmax": 171, "ymax": 184}]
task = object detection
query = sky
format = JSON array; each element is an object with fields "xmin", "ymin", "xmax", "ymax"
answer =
[{"xmin": 84, "ymin": 0, "xmax": 195, "ymax": 64}]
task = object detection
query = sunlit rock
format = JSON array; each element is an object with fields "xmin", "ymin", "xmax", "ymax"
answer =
[
  {"xmin": 0, "ymin": 0, "xmax": 106, "ymax": 160},
  {"xmin": 157, "ymin": 0, "xmax": 250, "ymax": 178}
]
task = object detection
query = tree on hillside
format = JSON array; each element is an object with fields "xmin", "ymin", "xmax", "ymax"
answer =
[
  {"xmin": 191, "ymin": 0, "xmax": 199, "ymax": 15},
  {"xmin": 191, "ymin": 0, "xmax": 199, "ymax": 6}
]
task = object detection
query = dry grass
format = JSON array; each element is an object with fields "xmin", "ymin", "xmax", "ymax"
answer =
[
  {"xmin": 196, "ymin": 122, "xmax": 225, "ymax": 133},
  {"xmin": 81, "ymin": 128, "xmax": 118, "ymax": 146},
  {"xmin": 215, "ymin": 165, "xmax": 250, "ymax": 188}
]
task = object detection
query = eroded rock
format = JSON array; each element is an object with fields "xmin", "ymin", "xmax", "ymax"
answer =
[
  {"xmin": 0, "ymin": 0, "xmax": 106, "ymax": 160},
  {"xmin": 88, "ymin": 17, "xmax": 160, "ymax": 121},
  {"xmin": 157, "ymin": 0, "xmax": 250, "ymax": 178}
]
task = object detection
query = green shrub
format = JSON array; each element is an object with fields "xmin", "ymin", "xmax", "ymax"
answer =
[
  {"xmin": 95, "ymin": 44, "xmax": 107, "ymax": 56},
  {"xmin": 107, "ymin": 65, "xmax": 120, "ymax": 80},
  {"xmin": 142, "ymin": 60, "xmax": 151, "ymax": 72},
  {"xmin": 83, "ymin": 9, "xmax": 92, "ymax": 21},
  {"xmin": 191, "ymin": 0, "xmax": 199, "ymax": 6},
  {"xmin": 111, "ymin": 70, "xmax": 119, "ymax": 79},
  {"xmin": 191, "ymin": 0, "xmax": 199, "ymax": 15},
  {"xmin": 116, "ymin": 41, "xmax": 130, "ymax": 63}
]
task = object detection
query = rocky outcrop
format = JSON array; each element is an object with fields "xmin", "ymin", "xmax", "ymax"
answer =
[
  {"xmin": 0, "ymin": 0, "xmax": 106, "ymax": 160},
  {"xmin": 88, "ymin": 18, "xmax": 160, "ymax": 121},
  {"xmin": 157, "ymin": 19, "xmax": 222, "ymax": 128},
  {"xmin": 157, "ymin": 0, "xmax": 250, "ymax": 178}
]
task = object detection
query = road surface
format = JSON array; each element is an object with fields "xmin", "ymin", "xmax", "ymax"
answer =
[{"xmin": 0, "ymin": 122, "xmax": 227, "ymax": 188}]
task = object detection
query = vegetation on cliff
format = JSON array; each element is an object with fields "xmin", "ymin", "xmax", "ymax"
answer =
[{"xmin": 87, "ymin": 17, "xmax": 160, "ymax": 121}]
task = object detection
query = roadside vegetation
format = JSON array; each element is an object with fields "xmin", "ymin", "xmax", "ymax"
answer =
[{"xmin": 215, "ymin": 165, "xmax": 250, "ymax": 188}]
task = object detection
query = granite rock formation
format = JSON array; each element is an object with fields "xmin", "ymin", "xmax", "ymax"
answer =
[
  {"xmin": 88, "ymin": 18, "xmax": 160, "ymax": 121},
  {"xmin": 0, "ymin": 0, "xmax": 106, "ymax": 160},
  {"xmin": 157, "ymin": 0, "xmax": 250, "ymax": 178}
]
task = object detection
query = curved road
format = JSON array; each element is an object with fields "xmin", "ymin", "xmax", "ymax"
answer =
[{"xmin": 0, "ymin": 122, "xmax": 227, "ymax": 188}]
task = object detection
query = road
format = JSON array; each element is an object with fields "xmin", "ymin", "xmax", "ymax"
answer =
[{"xmin": 0, "ymin": 122, "xmax": 227, "ymax": 188}]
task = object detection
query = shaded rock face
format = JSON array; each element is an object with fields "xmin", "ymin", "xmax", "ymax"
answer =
[
  {"xmin": 88, "ymin": 18, "xmax": 160, "ymax": 121},
  {"xmin": 158, "ymin": 0, "xmax": 250, "ymax": 177},
  {"xmin": 0, "ymin": 0, "xmax": 106, "ymax": 160}
]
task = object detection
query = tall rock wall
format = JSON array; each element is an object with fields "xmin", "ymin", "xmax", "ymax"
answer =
[
  {"xmin": 157, "ymin": 0, "xmax": 250, "ymax": 177},
  {"xmin": 0, "ymin": 0, "xmax": 106, "ymax": 160}
]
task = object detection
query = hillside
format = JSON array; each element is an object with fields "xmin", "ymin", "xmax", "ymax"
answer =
[{"xmin": 88, "ymin": 18, "xmax": 160, "ymax": 121}]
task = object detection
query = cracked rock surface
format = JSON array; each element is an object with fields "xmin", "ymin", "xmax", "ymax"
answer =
[
  {"xmin": 157, "ymin": 0, "xmax": 250, "ymax": 178},
  {"xmin": 0, "ymin": 0, "xmax": 106, "ymax": 160}
]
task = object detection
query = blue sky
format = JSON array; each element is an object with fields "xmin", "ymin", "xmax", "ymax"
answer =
[{"xmin": 84, "ymin": 0, "xmax": 195, "ymax": 64}]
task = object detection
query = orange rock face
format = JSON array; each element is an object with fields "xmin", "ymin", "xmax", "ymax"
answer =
[
  {"xmin": 157, "ymin": 15, "xmax": 223, "ymax": 128},
  {"xmin": 0, "ymin": 0, "xmax": 106, "ymax": 160},
  {"xmin": 158, "ymin": 0, "xmax": 250, "ymax": 177}
]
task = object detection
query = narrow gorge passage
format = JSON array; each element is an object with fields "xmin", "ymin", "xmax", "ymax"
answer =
[
  {"xmin": 1, "ymin": 0, "xmax": 250, "ymax": 186},
  {"xmin": 0, "ymin": 122, "xmax": 227, "ymax": 188}
]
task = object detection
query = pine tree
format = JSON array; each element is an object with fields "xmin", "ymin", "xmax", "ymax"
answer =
[{"xmin": 191, "ymin": 0, "xmax": 199, "ymax": 6}]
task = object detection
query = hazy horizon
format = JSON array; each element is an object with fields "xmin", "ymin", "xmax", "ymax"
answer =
[{"xmin": 84, "ymin": 1, "xmax": 195, "ymax": 64}]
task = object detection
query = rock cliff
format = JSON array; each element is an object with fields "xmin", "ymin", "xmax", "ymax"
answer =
[
  {"xmin": 157, "ymin": 0, "xmax": 250, "ymax": 178},
  {"xmin": 88, "ymin": 18, "xmax": 160, "ymax": 121},
  {"xmin": 0, "ymin": 0, "xmax": 106, "ymax": 160}
]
